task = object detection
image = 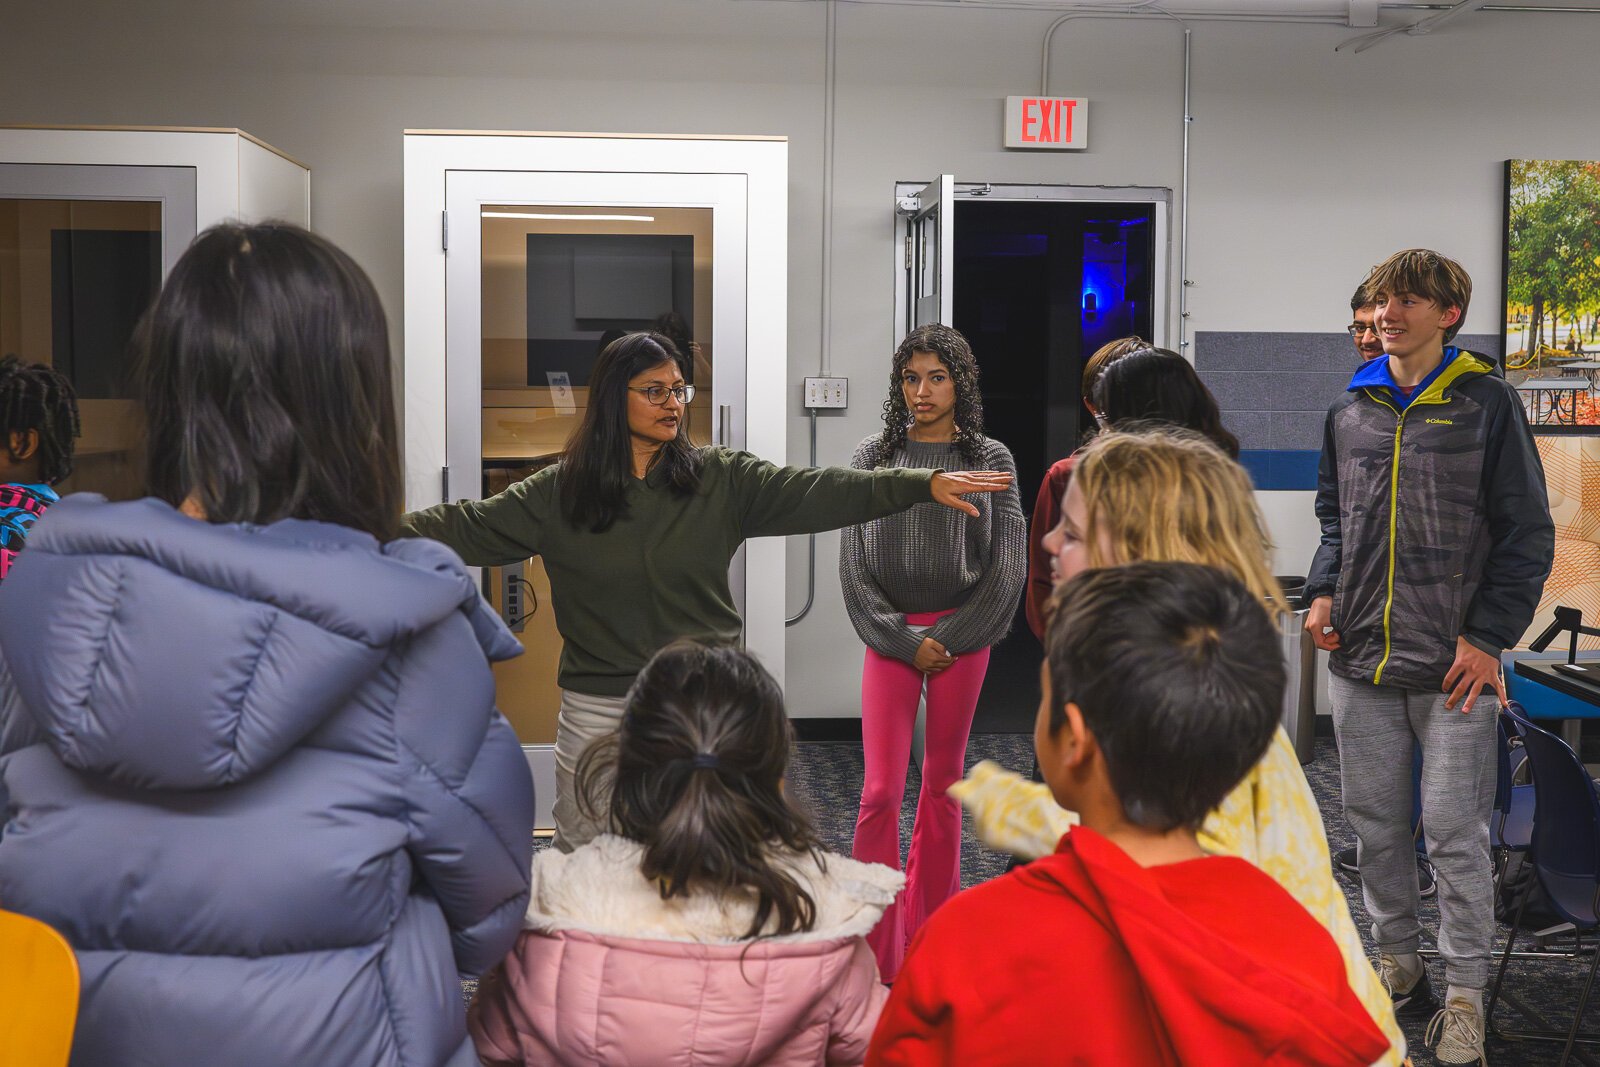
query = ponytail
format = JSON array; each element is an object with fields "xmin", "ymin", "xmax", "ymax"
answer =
[{"xmin": 576, "ymin": 641, "xmax": 824, "ymax": 939}]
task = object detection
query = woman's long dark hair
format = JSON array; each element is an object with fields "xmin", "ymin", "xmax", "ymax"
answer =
[
  {"xmin": 577, "ymin": 640, "xmax": 825, "ymax": 940},
  {"xmin": 872, "ymin": 323, "xmax": 986, "ymax": 464},
  {"xmin": 560, "ymin": 332, "xmax": 702, "ymax": 533},
  {"xmin": 132, "ymin": 222, "xmax": 401, "ymax": 540},
  {"xmin": 1092, "ymin": 348, "xmax": 1240, "ymax": 459}
]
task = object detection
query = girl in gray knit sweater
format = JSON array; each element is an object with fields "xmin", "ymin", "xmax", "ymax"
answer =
[{"xmin": 839, "ymin": 324, "xmax": 1026, "ymax": 982}]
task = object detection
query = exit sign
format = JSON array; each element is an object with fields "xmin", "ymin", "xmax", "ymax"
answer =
[{"xmin": 1005, "ymin": 96, "xmax": 1088, "ymax": 150}]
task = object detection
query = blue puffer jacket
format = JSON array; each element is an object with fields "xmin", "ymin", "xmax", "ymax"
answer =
[{"xmin": 0, "ymin": 496, "xmax": 536, "ymax": 1067}]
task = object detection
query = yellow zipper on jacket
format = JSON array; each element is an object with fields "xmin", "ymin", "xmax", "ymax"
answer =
[
  {"xmin": 1367, "ymin": 389, "xmax": 1404, "ymax": 685},
  {"xmin": 1363, "ymin": 365, "xmax": 1469, "ymax": 684}
]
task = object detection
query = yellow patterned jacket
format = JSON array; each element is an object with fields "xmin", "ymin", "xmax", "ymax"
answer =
[{"xmin": 950, "ymin": 727, "xmax": 1407, "ymax": 1067}]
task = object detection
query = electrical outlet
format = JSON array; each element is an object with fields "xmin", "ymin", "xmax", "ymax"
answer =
[
  {"xmin": 500, "ymin": 562, "xmax": 526, "ymax": 633},
  {"xmin": 803, "ymin": 376, "xmax": 848, "ymax": 409}
]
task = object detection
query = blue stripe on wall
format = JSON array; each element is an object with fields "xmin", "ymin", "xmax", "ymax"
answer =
[{"xmin": 1238, "ymin": 449, "xmax": 1320, "ymax": 491}]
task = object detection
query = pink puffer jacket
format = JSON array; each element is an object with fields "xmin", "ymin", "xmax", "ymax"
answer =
[{"xmin": 469, "ymin": 834, "xmax": 903, "ymax": 1066}]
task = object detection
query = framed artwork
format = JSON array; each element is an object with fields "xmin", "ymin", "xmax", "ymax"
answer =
[{"xmin": 1503, "ymin": 159, "xmax": 1600, "ymax": 432}]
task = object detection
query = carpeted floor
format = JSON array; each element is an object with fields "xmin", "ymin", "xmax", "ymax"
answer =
[
  {"xmin": 784, "ymin": 734, "xmax": 1600, "ymax": 1067},
  {"xmin": 475, "ymin": 735, "xmax": 1599, "ymax": 1064}
]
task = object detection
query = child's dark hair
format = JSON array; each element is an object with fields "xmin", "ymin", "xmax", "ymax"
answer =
[
  {"xmin": 871, "ymin": 323, "xmax": 986, "ymax": 464},
  {"xmin": 1043, "ymin": 561, "xmax": 1282, "ymax": 832},
  {"xmin": 0, "ymin": 356, "xmax": 80, "ymax": 485},
  {"xmin": 576, "ymin": 640, "xmax": 824, "ymax": 939},
  {"xmin": 1092, "ymin": 348, "xmax": 1240, "ymax": 459},
  {"xmin": 131, "ymin": 222, "xmax": 400, "ymax": 539}
]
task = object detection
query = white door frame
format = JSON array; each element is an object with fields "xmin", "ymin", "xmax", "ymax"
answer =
[
  {"xmin": 893, "ymin": 180, "xmax": 1173, "ymax": 352},
  {"xmin": 403, "ymin": 133, "xmax": 789, "ymax": 811}
]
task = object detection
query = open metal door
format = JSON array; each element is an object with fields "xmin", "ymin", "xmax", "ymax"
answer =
[
  {"xmin": 894, "ymin": 180, "xmax": 1171, "ymax": 351},
  {"xmin": 903, "ymin": 174, "xmax": 954, "ymax": 331}
]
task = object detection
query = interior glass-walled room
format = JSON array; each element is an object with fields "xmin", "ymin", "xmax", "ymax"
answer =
[
  {"xmin": 0, "ymin": 196, "xmax": 159, "ymax": 501},
  {"xmin": 476, "ymin": 203, "xmax": 717, "ymax": 757}
]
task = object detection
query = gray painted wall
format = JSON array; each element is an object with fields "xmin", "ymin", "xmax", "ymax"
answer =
[{"xmin": 4, "ymin": 0, "xmax": 1597, "ymax": 716}]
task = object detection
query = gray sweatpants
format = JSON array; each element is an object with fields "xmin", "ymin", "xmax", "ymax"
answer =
[
  {"xmin": 1329, "ymin": 671, "xmax": 1498, "ymax": 989},
  {"xmin": 551, "ymin": 689, "xmax": 627, "ymax": 853}
]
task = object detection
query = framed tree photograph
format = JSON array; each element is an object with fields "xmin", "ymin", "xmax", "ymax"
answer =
[{"xmin": 1503, "ymin": 159, "xmax": 1600, "ymax": 432}]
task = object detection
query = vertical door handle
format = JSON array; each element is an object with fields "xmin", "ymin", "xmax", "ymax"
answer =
[{"xmin": 718, "ymin": 405, "xmax": 732, "ymax": 448}]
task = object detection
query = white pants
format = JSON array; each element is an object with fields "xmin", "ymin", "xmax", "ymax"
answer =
[{"xmin": 551, "ymin": 689, "xmax": 628, "ymax": 853}]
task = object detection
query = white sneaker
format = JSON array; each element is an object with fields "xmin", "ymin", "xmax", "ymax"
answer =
[
  {"xmin": 1426, "ymin": 996, "xmax": 1488, "ymax": 1066},
  {"xmin": 1376, "ymin": 952, "xmax": 1435, "ymax": 1016}
]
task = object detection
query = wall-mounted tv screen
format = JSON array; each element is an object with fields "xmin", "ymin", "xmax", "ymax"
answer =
[{"xmin": 525, "ymin": 233, "xmax": 693, "ymax": 387}]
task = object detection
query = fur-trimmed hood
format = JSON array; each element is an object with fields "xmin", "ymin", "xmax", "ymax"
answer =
[
  {"xmin": 525, "ymin": 834, "xmax": 903, "ymax": 945},
  {"xmin": 469, "ymin": 836, "xmax": 900, "ymax": 1066}
]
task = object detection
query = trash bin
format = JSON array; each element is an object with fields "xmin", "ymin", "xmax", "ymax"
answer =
[{"xmin": 1275, "ymin": 577, "xmax": 1317, "ymax": 765}]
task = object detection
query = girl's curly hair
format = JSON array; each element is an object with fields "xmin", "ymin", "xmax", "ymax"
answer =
[{"xmin": 871, "ymin": 323, "xmax": 986, "ymax": 464}]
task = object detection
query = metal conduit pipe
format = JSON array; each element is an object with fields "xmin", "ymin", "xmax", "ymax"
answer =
[
  {"xmin": 788, "ymin": 0, "xmax": 836, "ymax": 628},
  {"xmin": 742, "ymin": 0, "xmax": 1600, "ymax": 17},
  {"xmin": 746, "ymin": 0, "xmax": 1353, "ymax": 18},
  {"xmin": 786, "ymin": 409, "xmax": 820, "ymax": 625},
  {"xmin": 1179, "ymin": 28, "xmax": 1193, "ymax": 355}
]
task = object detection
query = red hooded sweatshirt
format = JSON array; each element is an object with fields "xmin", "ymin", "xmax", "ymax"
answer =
[{"xmin": 867, "ymin": 827, "xmax": 1389, "ymax": 1066}]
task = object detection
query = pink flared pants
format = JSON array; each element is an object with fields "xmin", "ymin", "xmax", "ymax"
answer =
[{"xmin": 852, "ymin": 609, "xmax": 991, "ymax": 982}]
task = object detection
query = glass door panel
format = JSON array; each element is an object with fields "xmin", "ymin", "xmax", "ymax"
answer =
[
  {"xmin": 479, "ymin": 204, "xmax": 715, "ymax": 463},
  {"xmin": 0, "ymin": 197, "xmax": 161, "ymax": 500},
  {"xmin": 0, "ymin": 162, "xmax": 194, "ymax": 503},
  {"xmin": 446, "ymin": 169, "xmax": 746, "ymax": 771},
  {"xmin": 477, "ymin": 202, "xmax": 716, "ymax": 749}
]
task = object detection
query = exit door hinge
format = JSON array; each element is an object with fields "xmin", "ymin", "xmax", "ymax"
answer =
[
  {"xmin": 441, "ymin": 211, "xmax": 448, "ymax": 252},
  {"xmin": 441, "ymin": 465, "xmax": 449, "ymax": 503},
  {"xmin": 904, "ymin": 234, "xmax": 912, "ymax": 270}
]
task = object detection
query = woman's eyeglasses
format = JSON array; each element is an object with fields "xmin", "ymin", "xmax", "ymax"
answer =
[{"xmin": 629, "ymin": 384, "xmax": 696, "ymax": 406}]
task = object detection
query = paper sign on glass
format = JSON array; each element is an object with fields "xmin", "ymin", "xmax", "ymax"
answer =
[{"xmin": 547, "ymin": 370, "xmax": 576, "ymax": 416}]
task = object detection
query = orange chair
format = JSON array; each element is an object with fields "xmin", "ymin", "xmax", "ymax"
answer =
[{"xmin": 0, "ymin": 908, "xmax": 79, "ymax": 1067}]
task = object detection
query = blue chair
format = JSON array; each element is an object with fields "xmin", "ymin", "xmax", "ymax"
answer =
[
  {"xmin": 1493, "ymin": 713, "xmax": 1534, "ymax": 861},
  {"xmin": 1487, "ymin": 705, "xmax": 1600, "ymax": 1063}
]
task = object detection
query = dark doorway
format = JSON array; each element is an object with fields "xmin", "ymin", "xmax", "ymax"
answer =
[{"xmin": 953, "ymin": 198, "xmax": 1156, "ymax": 731}]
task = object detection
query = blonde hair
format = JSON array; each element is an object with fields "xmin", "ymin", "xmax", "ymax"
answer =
[{"xmin": 1071, "ymin": 429, "xmax": 1286, "ymax": 616}]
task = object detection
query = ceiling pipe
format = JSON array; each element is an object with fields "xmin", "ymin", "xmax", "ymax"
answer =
[
  {"xmin": 739, "ymin": 0, "xmax": 1600, "ymax": 16},
  {"xmin": 1337, "ymin": 0, "xmax": 1492, "ymax": 49}
]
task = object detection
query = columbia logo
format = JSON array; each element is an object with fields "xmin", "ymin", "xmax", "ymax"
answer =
[{"xmin": 1425, "ymin": 418, "xmax": 1455, "ymax": 425}]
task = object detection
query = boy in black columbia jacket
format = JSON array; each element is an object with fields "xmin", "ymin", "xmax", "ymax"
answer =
[{"xmin": 1303, "ymin": 249, "xmax": 1553, "ymax": 1067}]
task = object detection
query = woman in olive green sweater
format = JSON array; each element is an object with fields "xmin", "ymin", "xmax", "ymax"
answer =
[{"xmin": 403, "ymin": 332, "xmax": 1009, "ymax": 850}]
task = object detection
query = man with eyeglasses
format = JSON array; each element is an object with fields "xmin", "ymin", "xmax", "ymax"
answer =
[{"xmin": 1348, "ymin": 285, "xmax": 1386, "ymax": 362}]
